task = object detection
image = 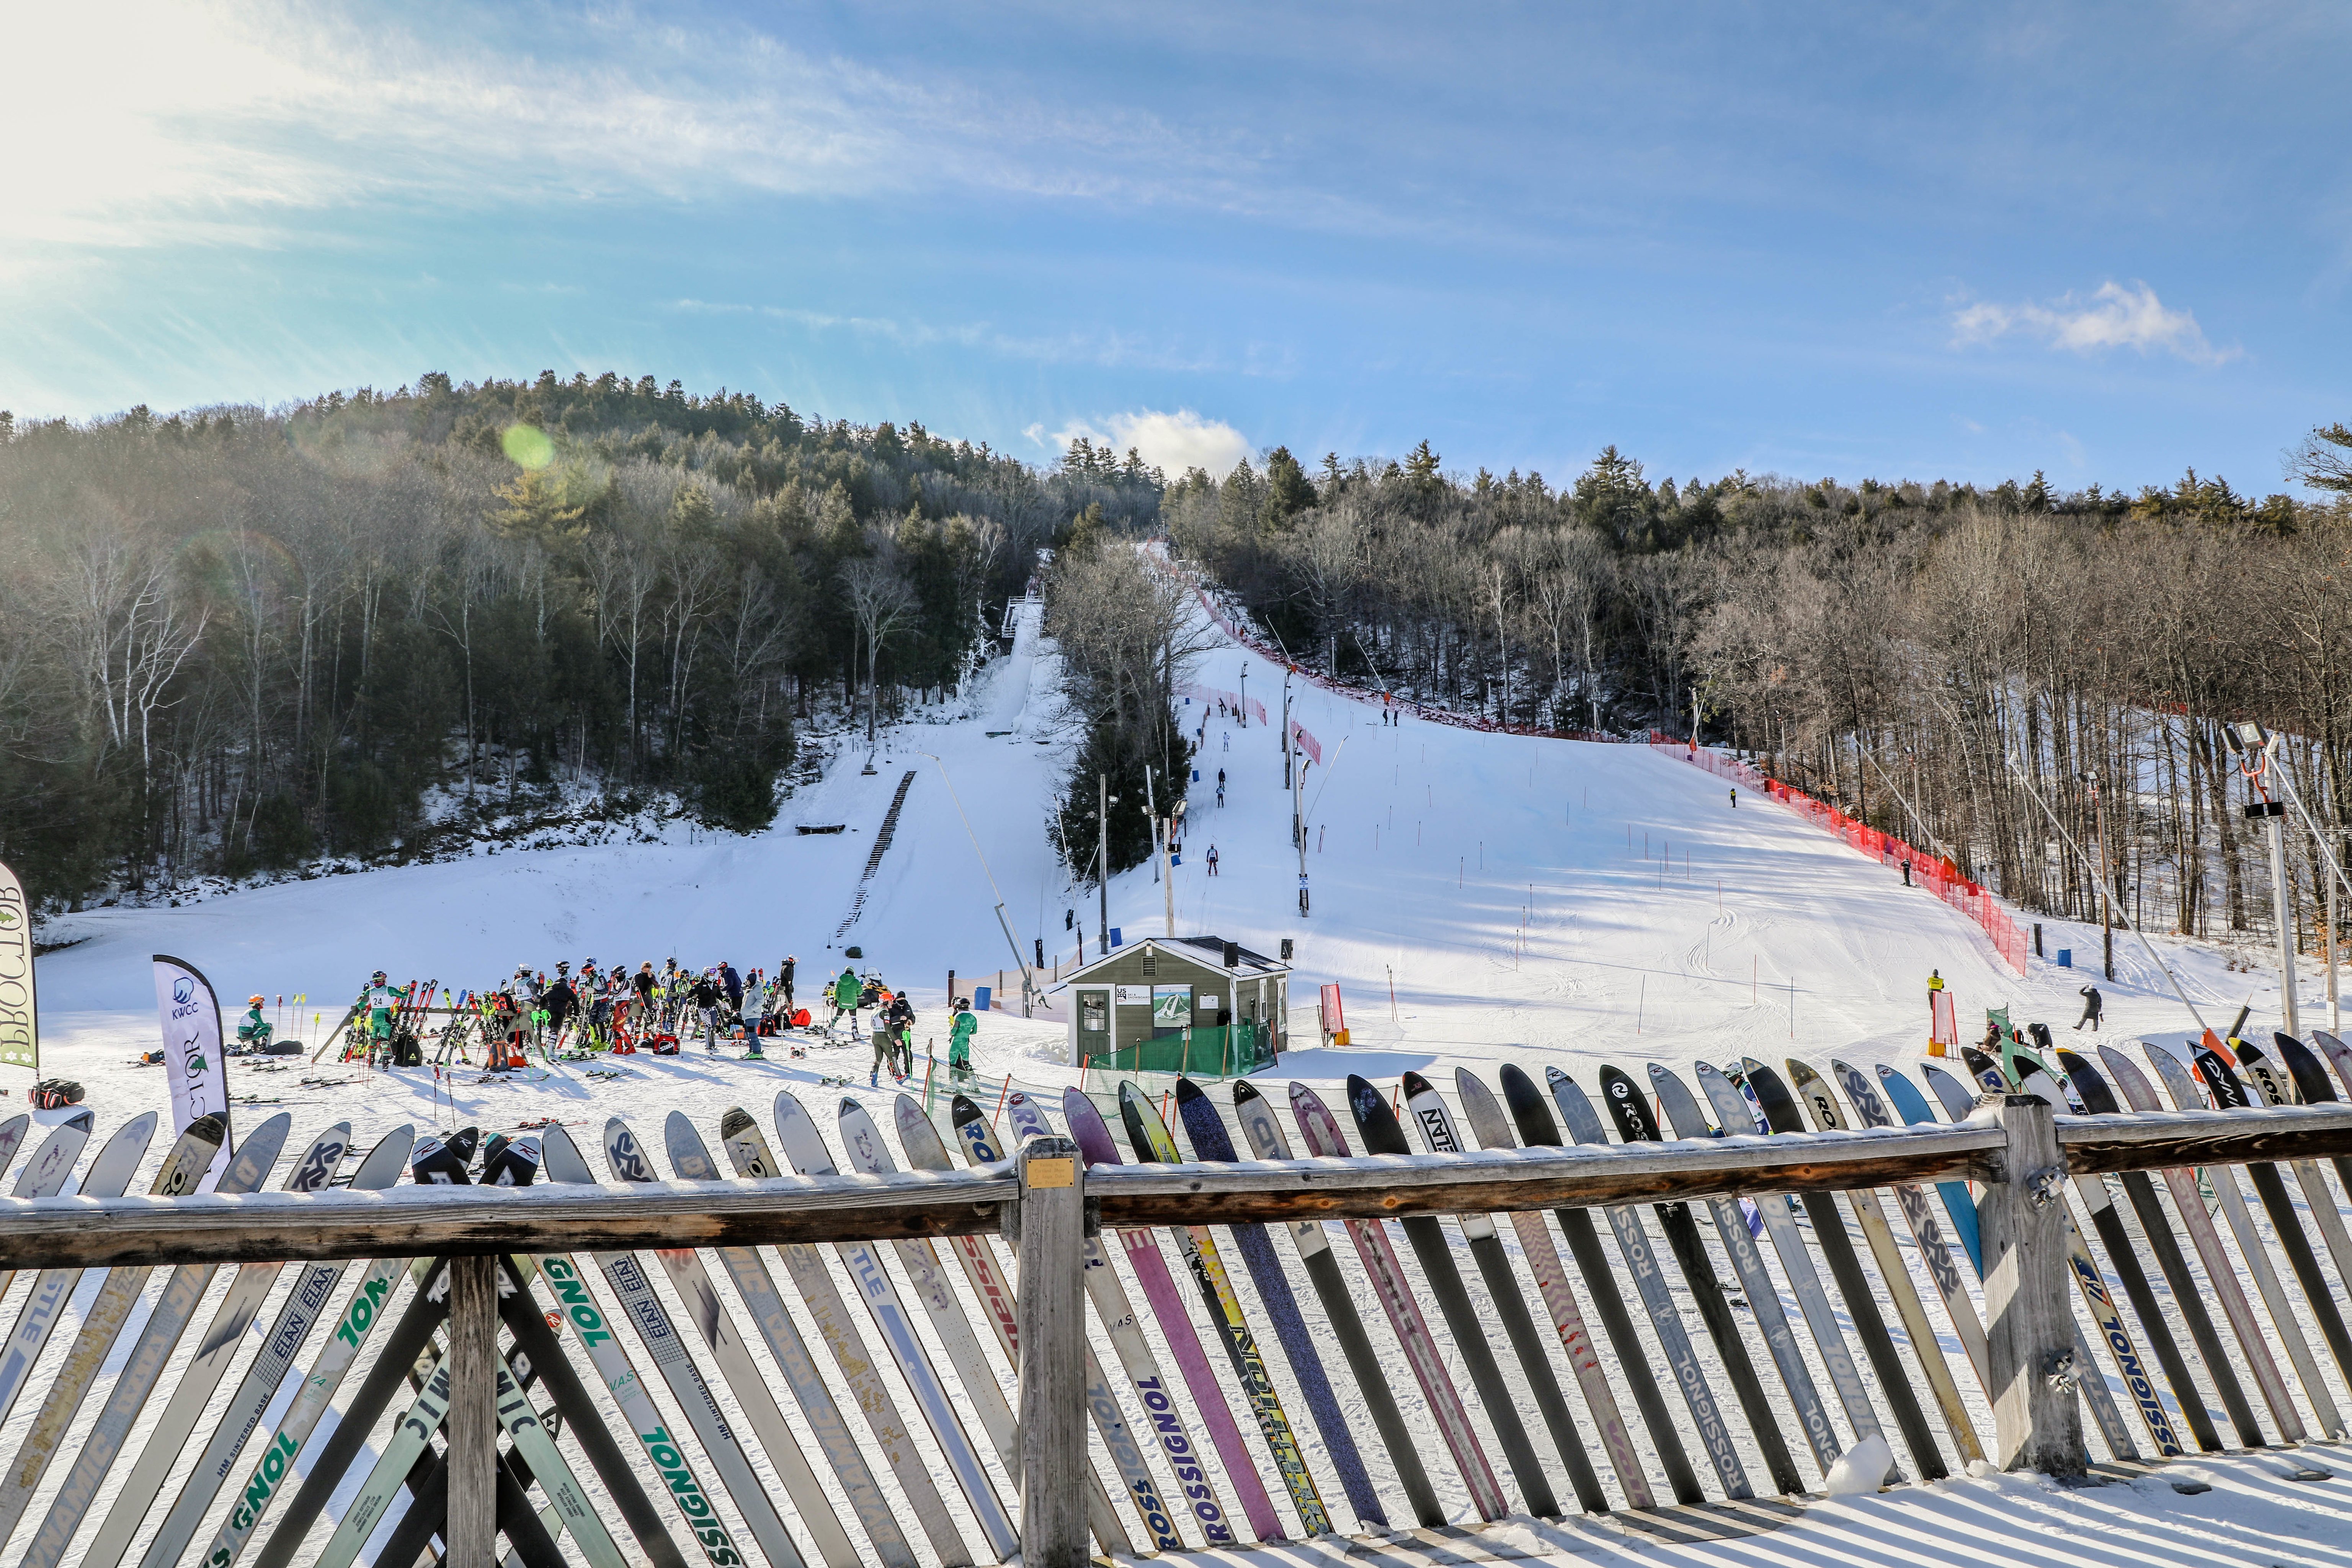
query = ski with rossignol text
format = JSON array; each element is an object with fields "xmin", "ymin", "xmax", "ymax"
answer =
[
  {"xmin": 1175, "ymin": 1076, "xmax": 1383, "ymax": 1528},
  {"xmin": 1052, "ymin": 1089, "xmax": 1287, "ymax": 1542},
  {"xmin": 976, "ymin": 1093, "xmax": 1233, "ymax": 1550},
  {"xmin": 715, "ymin": 1106, "xmax": 972, "ymax": 1566},
  {"xmin": 2055, "ymin": 1050, "xmax": 2254, "ymax": 1449},
  {"xmin": 1120, "ymin": 1081, "xmax": 1332, "ymax": 1535},
  {"xmin": 837, "ymin": 1097, "xmax": 1140, "ymax": 1555},
  {"xmin": 539, "ymin": 1123, "xmax": 817, "ymax": 1568},
  {"xmin": 1929, "ymin": 1057, "xmax": 2175, "ymax": 1456},
  {"xmin": 2089, "ymin": 1046, "xmax": 2304, "ymax": 1441},
  {"xmin": 1547, "ymin": 1067, "xmax": 1750, "ymax": 1499},
  {"xmin": 603, "ymin": 1117, "xmax": 862, "ymax": 1568},
  {"xmin": 1644, "ymin": 1064, "xmax": 1843, "ymax": 1482}
]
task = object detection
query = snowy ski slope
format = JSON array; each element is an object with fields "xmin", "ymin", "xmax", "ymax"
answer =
[{"xmin": 8, "ymin": 586, "xmax": 2348, "ymax": 1568}]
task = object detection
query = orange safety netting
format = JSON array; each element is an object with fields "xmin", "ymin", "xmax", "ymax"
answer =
[{"xmin": 1653, "ymin": 738, "xmax": 2030, "ymax": 974}]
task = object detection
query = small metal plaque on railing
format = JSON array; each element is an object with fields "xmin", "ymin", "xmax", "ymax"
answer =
[{"xmin": 1027, "ymin": 1158, "xmax": 1076, "ymax": 1189}]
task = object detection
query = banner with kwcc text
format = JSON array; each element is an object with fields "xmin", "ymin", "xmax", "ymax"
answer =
[
  {"xmin": 0, "ymin": 861, "xmax": 36, "ymax": 1073},
  {"xmin": 153, "ymin": 954, "xmax": 231, "ymax": 1161}
]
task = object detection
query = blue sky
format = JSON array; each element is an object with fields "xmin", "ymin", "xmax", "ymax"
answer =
[{"xmin": 4, "ymin": 1, "xmax": 2347, "ymax": 494}]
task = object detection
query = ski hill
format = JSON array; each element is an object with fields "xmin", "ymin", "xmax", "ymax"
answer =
[{"xmin": 9, "ymin": 585, "xmax": 2345, "ymax": 1568}]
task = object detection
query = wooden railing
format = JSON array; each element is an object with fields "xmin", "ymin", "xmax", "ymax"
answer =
[{"xmin": 2, "ymin": 1091, "xmax": 2350, "ymax": 1566}]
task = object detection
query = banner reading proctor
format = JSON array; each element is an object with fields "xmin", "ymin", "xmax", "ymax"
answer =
[
  {"xmin": 153, "ymin": 954, "xmax": 231, "ymax": 1161},
  {"xmin": 0, "ymin": 862, "xmax": 33, "ymax": 1073}
]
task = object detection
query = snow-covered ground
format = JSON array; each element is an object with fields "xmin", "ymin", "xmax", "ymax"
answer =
[{"xmin": 9, "ymin": 588, "xmax": 2349, "ymax": 1566}]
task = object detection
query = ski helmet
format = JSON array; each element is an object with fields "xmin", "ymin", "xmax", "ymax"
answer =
[
  {"xmin": 371, "ymin": 969, "xmax": 387, "ymax": 983},
  {"xmin": 248, "ymin": 995, "xmax": 264, "ymax": 1006}
]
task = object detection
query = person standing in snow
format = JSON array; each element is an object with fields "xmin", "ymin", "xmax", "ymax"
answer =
[
  {"xmin": 1205, "ymin": 844, "xmax": 1220, "ymax": 876},
  {"xmin": 357, "ymin": 970, "xmax": 397, "ymax": 1066},
  {"xmin": 2074, "ymin": 984, "xmax": 2103, "ymax": 1032},
  {"xmin": 692, "ymin": 967, "xmax": 725, "ymax": 1052},
  {"xmin": 884, "ymin": 991, "xmax": 916, "ymax": 1076},
  {"xmin": 831, "ymin": 966, "xmax": 862, "ymax": 1037},
  {"xmin": 949, "ymin": 998, "xmax": 977, "ymax": 1082},
  {"xmin": 1728, "ymin": 787, "xmax": 1737, "ymax": 808},
  {"xmin": 720, "ymin": 960, "xmax": 743, "ymax": 1018},
  {"xmin": 777, "ymin": 955, "xmax": 796, "ymax": 1014}
]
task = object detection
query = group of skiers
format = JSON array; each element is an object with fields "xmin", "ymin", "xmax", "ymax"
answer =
[{"xmin": 344, "ymin": 951, "xmax": 983, "ymax": 1083}]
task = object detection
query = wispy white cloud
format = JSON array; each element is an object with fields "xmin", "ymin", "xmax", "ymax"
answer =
[
  {"xmin": 1051, "ymin": 409, "xmax": 1252, "ymax": 477},
  {"xmin": 1950, "ymin": 281, "xmax": 2234, "ymax": 365},
  {"xmin": 0, "ymin": 1, "xmax": 1319, "ymax": 252}
]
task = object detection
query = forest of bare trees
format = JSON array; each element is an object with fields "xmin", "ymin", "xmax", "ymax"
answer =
[
  {"xmin": 1169, "ymin": 434, "xmax": 2352, "ymax": 947},
  {"xmin": 0, "ymin": 374, "xmax": 1158, "ymax": 909}
]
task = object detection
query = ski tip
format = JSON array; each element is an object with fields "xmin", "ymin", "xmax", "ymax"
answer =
[
  {"xmin": 61, "ymin": 1108, "xmax": 94, "ymax": 1132},
  {"xmin": 186, "ymin": 1112, "xmax": 229, "ymax": 1143},
  {"xmin": 1400, "ymin": 1069, "xmax": 1433, "ymax": 1097},
  {"xmin": 664, "ymin": 1107, "xmax": 697, "ymax": 1139},
  {"xmin": 719, "ymin": 1105, "xmax": 755, "ymax": 1138},
  {"xmin": 836, "ymin": 1096, "xmax": 862, "ymax": 1120},
  {"xmin": 1173, "ymin": 1076, "xmax": 1205, "ymax": 1104},
  {"xmin": 950, "ymin": 1093, "xmax": 985, "ymax": 1125},
  {"xmin": 892, "ymin": 1093, "xmax": 924, "ymax": 1124},
  {"xmin": 1232, "ymin": 1077, "xmax": 1261, "ymax": 1107}
]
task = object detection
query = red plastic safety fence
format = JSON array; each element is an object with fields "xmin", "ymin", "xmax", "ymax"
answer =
[{"xmin": 1653, "ymin": 740, "xmax": 2030, "ymax": 975}]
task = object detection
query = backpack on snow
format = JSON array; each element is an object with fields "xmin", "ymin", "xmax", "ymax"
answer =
[
  {"xmin": 648, "ymin": 1034, "xmax": 680, "ymax": 1056},
  {"xmin": 31, "ymin": 1078, "xmax": 83, "ymax": 1109},
  {"xmin": 390, "ymin": 1031, "xmax": 425, "ymax": 1068}
]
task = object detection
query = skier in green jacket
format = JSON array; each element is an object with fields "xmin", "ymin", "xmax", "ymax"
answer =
[
  {"xmin": 948, "ymin": 998, "xmax": 977, "ymax": 1082},
  {"xmin": 830, "ymin": 966, "xmax": 863, "ymax": 1038}
]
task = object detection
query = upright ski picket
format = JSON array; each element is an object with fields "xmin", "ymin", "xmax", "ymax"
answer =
[
  {"xmin": 1829, "ymin": 1062, "xmax": 1994, "ymax": 1405},
  {"xmin": 975, "ymin": 1094, "xmax": 1240, "ymax": 1549},
  {"xmin": 2210, "ymin": 1043, "xmax": 2352, "ymax": 1407},
  {"xmin": 249, "ymin": 1256, "xmax": 460, "ymax": 1568},
  {"xmin": 1741, "ymin": 1058, "xmax": 1949, "ymax": 1476},
  {"xmin": 217, "ymin": 1259, "xmax": 441, "ymax": 1568},
  {"xmin": 2271, "ymin": 1034, "xmax": 2352, "ymax": 1320},
  {"xmin": 0, "ymin": 1112, "xmax": 159, "ymax": 1435},
  {"xmin": 715, "ymin": 1106, "xmax": 972, "ymax": 1567},
  {"xmin": 1231, "ymin": 1079, "xmax": 1449, "ymax": 1526},
  {"xmin": 2098, "ymin": 1044, "xmax": 2295, "ymax": 1448},
  {"xmin": 0, "ymin": 1112, "xmax": 235, "ymax": 1554},
  {"xmin": 1498, "ymin": 1065, "xmax": 1700, "ymax": 1505},
  {"xmin": 23, "ymin": 1115, "xmax": 322, "ymax": 1568},
  {"xmin": 1397, "ymin": 1070, "xmax": 1606, "ymax": 1512},
  {"xmin": 121, "ymin": 1127, "xmax": 415, "ymax": 1568},
  {"xmin": 1343, "ymin": 1073, "xmax": 1563, "ymax": 1514},
  {"xmin": 1117, "ymin": 1082, "xmax": 1333, "ymax": 1536},
  {"xmin": 1546, "ymin": 1067, "xmax": 1748, "ymax": 1500},
  {"xmin": 1055, "ymin": 1089, "xmax": 1288, "ymax": 1542},
  {"xmin": 0, "ymin": 1113, "xmax": 29, "ymax": 1188},
  {"xmin": 1450, "ymin": 1071, "xmax": 1654, "ymax": 1509},
  {"xmin": 842, "ymin": 1098, "xmax": 1152, "ymax": 1555},
  {"xmin": 101, "ymin": 1126, "xmax": 408, "ymax": 1568},
  {"xmin": 1286, "ymin": 1083, "xmax": 1509, "ymax": 1519},
  {"xmin": 312, "ymin": 1342, "xmax": 455, "ymax": 1568},
  {"xmin": 1597, "ymin": 1063, "xmax": 1799, "ymax": 1493},
  {"xmin": 771, "ymin": 1091, "xmax": 1020, "ymax": 1561},
  {"xmin": 0, "ymin": 1114, "xmax": 95, "ymax": 1304},
  {"xmin": 2058, "ymin": 1050, "xmax": 2261, "ymax": 1449},
  {"xmin": 541, "ymin": 1123, "xmax": 817, "ymax": 1568},
  {"xmin": 603, "ymin": 1118, "xmax": 864, "ymax": 1568},
  {"xmin": 665, "ymin": 1112, "xmax": 918, "ymax": 1568},
  {"xmin": 1645, "ymin": 1065, "xmax": 1842, "ymax": 1480},
  {"xmin": 2152, "ymin": 1046, "xmax": 2344, "ymax": 1431},
  {"xmin": 1924, "ymin": 1059, "xmax": 2159, "ymax": 1458},
  {"xmin": 1175, "ymin": 1076, "xmax": 1385, "ymax": 1529},
  {"xmin": 1873, "ymin": 1066, "xmax": 1983, "ymax": 1276},
  {"xmin": 1784, "ymin": 1059, "xmax": 1985, "ymax": 1464}
]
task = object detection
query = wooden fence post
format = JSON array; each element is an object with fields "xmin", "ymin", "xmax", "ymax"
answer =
[
  {"xmin": 1974, "ymin": 1094, "xmax": 2085, "ymax": 1476},
  {"xmin": 448, "ymin": 1253, "xmax": 501, "ymax": 1563},
  {"xmin": 1015, "ymin": 1136, "xmax": 1089, "ymax": 1566}
]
